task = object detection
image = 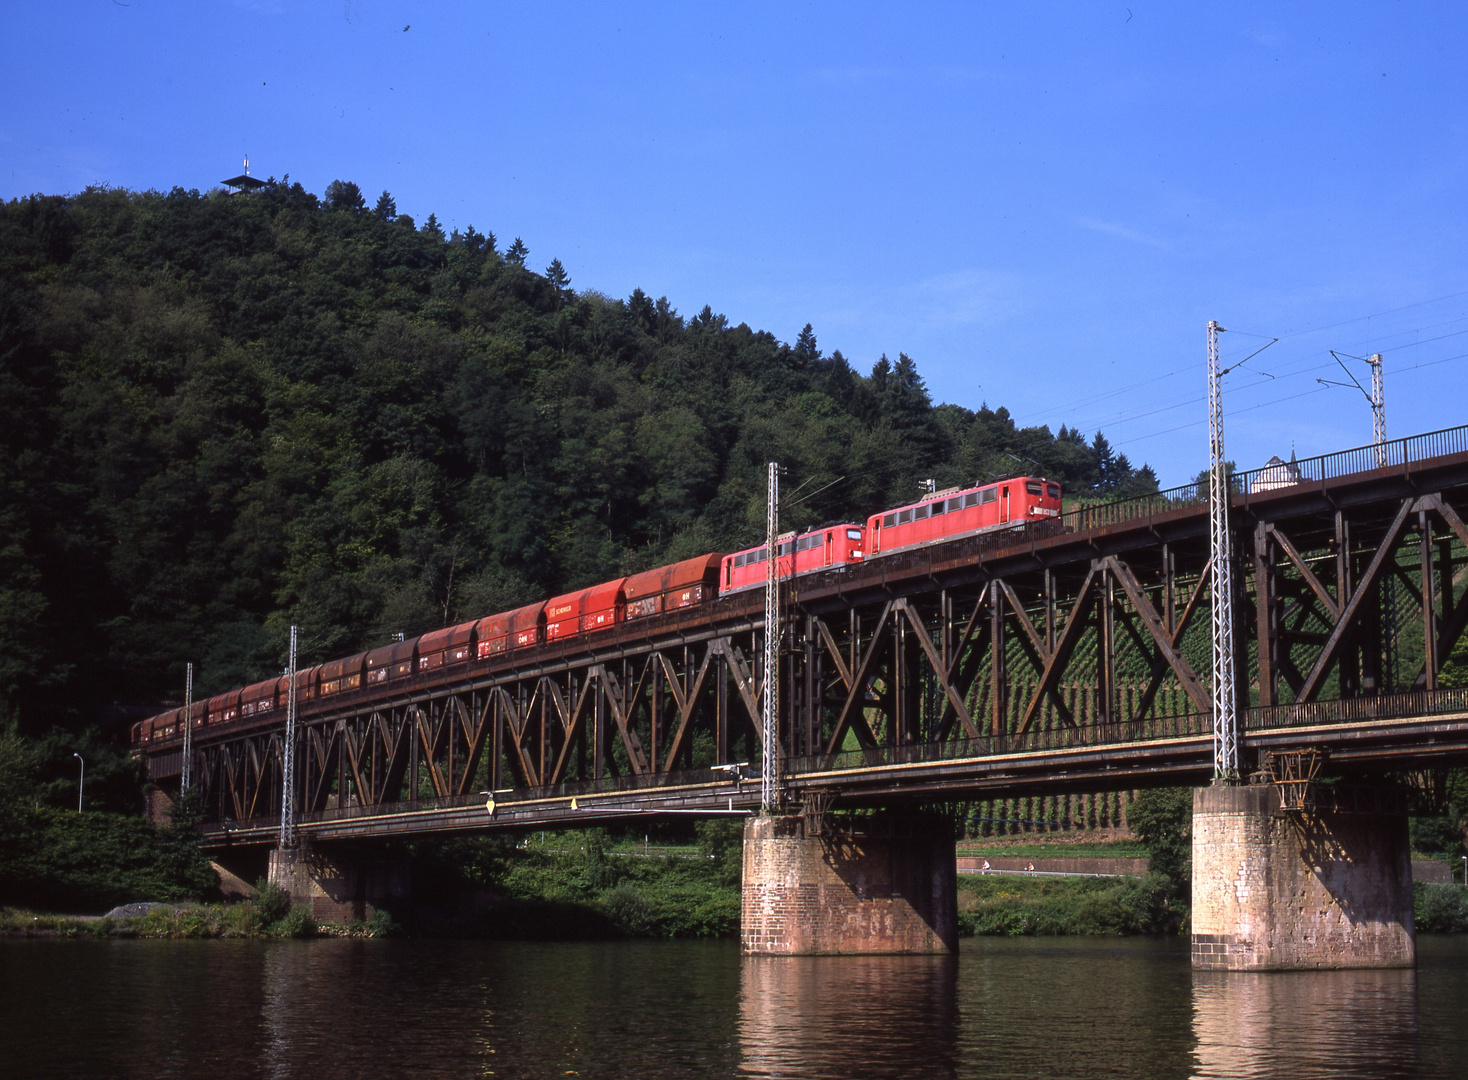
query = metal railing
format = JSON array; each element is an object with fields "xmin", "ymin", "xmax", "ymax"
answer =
[{"xmin": 1057, "ymin": 423, "xmax": 1468, "ymax": 535}]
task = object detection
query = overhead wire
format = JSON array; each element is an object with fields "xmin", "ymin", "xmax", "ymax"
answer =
[{"xmin": 1019, "ymin": 290, "xmax": 1468, "ymax": 435}]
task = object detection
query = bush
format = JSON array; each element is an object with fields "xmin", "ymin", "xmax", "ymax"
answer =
[
  {"xmin": 1128, "ymin": 788, "xmax": 1192, "ymax": 885},
  {"xmin": 275, "ymin": 903, "xmax": 317, "ymax": 938},
  {"xmin": 601, "ymin": 885, "xmax": 658, "ymax": 936},
  {"xmin": 252, "ymin": 877, "xmax": 291, "ymax": 923},
  {"xmin": 1415, "ymin": 883, "xmax": 1468, "ymax": 933},
  {"xmin": 957, "ymin": 873, "xmax": 1187, "ymax": 937},
  {"xmin": 0, "ymin": 805, "xmax": 216, "ymax": 912},
  {"xmin": 365, "ymin": 907, "xmax": 402, "ymax": 938}
]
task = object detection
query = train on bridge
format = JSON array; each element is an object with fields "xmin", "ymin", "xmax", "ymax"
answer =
[{"xmin": 133, "ymin": 474, "xmax": 1063, "ymax": 749}]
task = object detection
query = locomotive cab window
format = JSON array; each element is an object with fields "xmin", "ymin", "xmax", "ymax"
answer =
[
  {"xmin": 847, "ymin": 528, "xmax": 862, "ymax": 541},
  {"xmin": 1026, "ymin": 482, "xmax": 1043, "ymax": 496},
  {"xmin": 1048, "ymin": 483, "xmax": 1061, "ymax": 499}
]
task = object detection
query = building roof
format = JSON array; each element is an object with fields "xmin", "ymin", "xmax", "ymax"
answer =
[{"xmin": 220, "ymin": 174, "xmax": 268, "ymax": 191}]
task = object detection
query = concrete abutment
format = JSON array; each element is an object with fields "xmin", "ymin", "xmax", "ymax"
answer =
[
  {"xmin": 266, "ymin": 844, "xmax": 410, "ymax": 924},
  {"xmin": 741, "ymin": 813, "xmax": 957, "ymax": 955},
  {"xmin": 1190, "ymin": 784, "xmax": 1414, "ymax": 971}
]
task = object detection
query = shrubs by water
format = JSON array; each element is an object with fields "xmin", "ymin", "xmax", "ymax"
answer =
[
  {"xmin": 1415, "ymin": 883, "xmax": 1468, "ymax": 933},
  {"xmin": 958, "ymin": 873, "xmax": 1187, "ymax": 936},
  {"xmin": 403, "ymin": 824, "xmax": 743, "ymax": 939},
  {"xmin": 0, "ymin": 731, "xmax": 217, "ymax": 913},
  {"xmin": 0, "ymin": 897, "xmax": 321, "ymax": 939}
]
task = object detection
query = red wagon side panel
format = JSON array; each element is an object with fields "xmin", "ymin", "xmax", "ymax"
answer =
[
  {"xmin": 580, "ymin": 578, "xmax": 626, "ymax": 634},
  {"xmin": 280, "ymin": 666, "xmax": 320, "ymax": 706},
  {"xmin": 419, "ymin": 619, "xmax": 477, "ymax": 670},
  {"xmin": 366, "ymin": 639, "xmax": 419, "ymax": 684},
  {"xmin": 319, "ymin": 653, "xmax": 367, "ymax": 697},
  {"xmin": 476, "ymin": 602, "xmax": 546, "ymax": 657},
  {"xmin": 624, "ymin": 554, "xmax": 722, "ymax": 620},
  {"xmin": 240, "ymin": 679, "xmax": 277, "ymax": 718},
  {"xmin": 206, "ymin": 690, "xmax": 241, "ymax": 726},
  {"xmin": 543, "ymin": 590, "xmax": 585, "ymax": 640}
]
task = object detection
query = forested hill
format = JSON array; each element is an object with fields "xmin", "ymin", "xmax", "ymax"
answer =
[{"xmin": 0, "ymin": 179, "xmax": 1158, "ymax": 735}]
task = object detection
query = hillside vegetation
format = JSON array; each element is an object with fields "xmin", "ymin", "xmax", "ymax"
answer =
[{"xmin": 1, "ymin": 178, "xmax": 1158, "ymax": 761}]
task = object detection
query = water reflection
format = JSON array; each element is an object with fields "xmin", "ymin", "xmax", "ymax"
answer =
[
  {"xmin": 1192, "ymin": 967, "xmax": 1421, "ymax": 1079},
  {"xmin": 5, "ymin": 937, "xmax": 1468, "ymax": 1079},
  {"xmin": 739, "ymin": 953, "xmax": 959, "ymax": 1079}
]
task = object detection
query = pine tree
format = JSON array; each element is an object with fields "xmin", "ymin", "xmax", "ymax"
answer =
[
  {"xmin": 545, "ymin": 258, "xmax": 570, "ymax": 291},
  {"xmin": 506, "ymin": 237, "xmax": 528, "ymax": 265},
  {"xmin": 793, "ymin": 323, "xmax": 819, "ymax": 367},
  {"xmin": 373, "ymin": 191, "xmax": 396, "ymax": 221}
]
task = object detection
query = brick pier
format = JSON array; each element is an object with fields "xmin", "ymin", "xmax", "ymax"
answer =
[
  {"xmin": 1190, "ymin": 784, "xmax": 1415, "ymax": 971},
  {"xmin": 741, "ymin": 813, "xmax": 957, "ymax": 955}
]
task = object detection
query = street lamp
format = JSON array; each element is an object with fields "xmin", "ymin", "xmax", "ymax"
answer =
[{"xmin": 72, "ymin": 752, "xmax": 85, "ymax": 813}]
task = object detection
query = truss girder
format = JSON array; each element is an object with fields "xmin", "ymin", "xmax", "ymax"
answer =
[{"xmin": 172, "ymin": 476, "xmax": 1468, "ymax": 828}]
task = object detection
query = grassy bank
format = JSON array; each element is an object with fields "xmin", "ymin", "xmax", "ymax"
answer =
[
  {"xmin": 956, "ymin": 839, "xmax": 1148, "ymax": 860},
  {"xmin": 958, "ymin": 873, "xmax": 1185, "ymax": 936},
  {"xmin": 0, "ymin": 879, "xmax": 395, "ymax": 939}
]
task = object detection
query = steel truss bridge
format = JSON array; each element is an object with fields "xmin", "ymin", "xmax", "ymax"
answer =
[{"xmin": 137, "ymin": 427, "xmax": 1468, "ymax": 849}]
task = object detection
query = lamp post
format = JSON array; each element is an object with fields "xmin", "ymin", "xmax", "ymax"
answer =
[{"xmin": 72, "ymin": 752, "xmax": 85, "ymax": 813}]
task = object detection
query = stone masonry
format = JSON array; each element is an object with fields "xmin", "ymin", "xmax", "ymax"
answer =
[
  {"xmin": 267, "ymin": 844, "xmax": 410, "ymax": 924},
  {"xmin": 1191, "ymin": 784, "xmax": 1414, "ymax": 971},
  {"xmin": 741, "ymin": 813, "xmax": 957, "ymax": 955}
]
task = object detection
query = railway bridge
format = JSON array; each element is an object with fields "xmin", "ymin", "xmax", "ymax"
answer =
[{"xmin": 138, "ymin": 426, "xmax": 1468, "ymax": 968}]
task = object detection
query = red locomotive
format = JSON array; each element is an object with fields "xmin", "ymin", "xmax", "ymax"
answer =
[
  {"xmin": 135, "ymin": 476, "xmax": 1061, "ymax": 749},
  {"xmin": 719, "ymin": 524, "xmax": 865, "ymax": 595},
  {"xmin": 866, "ymin": 476, "xmax": 1061, "ymax": 558}
]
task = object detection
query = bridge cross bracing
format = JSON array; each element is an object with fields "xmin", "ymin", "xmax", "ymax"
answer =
[{"xmin": 135, "ymin": 427, "xmax": 1468, "ymax": 847}]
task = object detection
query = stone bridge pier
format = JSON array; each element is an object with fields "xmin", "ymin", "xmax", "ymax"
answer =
[
  {"xmin": 741, "ymin": 812, "xmax": 957, "ymax": 955},
  {"xmin": 267, "ymin": 843, "xmax": 411, "ymax": 924},
  {"xmin": 1190, "ymin": 785, "xmax": 1415, "ymax": 971}
]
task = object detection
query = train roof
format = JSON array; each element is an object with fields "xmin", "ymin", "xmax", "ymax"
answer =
[
  {"xmin": 366, "ymin": 639, "xmax": 418, "ymax": 670},
  {"xmin": 726, "ymin": 524, "xmax": 862, "ymax": 558},
  {"xmin": 319, "ymin": 652, "xmax": 367, "ymax": 681},
  {"xmin": 476, "ymin": 601, "xmax": 546, "ymax": 637},
  {"xmin": 419, "ymin": 619, "xmax": 476, "ymax": 652},
  {"xmin": 867, "ymin": 476, "xmax": 1054, "ymax": 519},
  {"xmin": 624, "ymin": 554, "xmax": 722, "ymax": 600}
]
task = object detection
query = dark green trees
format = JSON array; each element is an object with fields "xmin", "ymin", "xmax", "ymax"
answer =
[{"xmin": 0, "ymin": 182, "xmax": 1153, "ymax": 755}]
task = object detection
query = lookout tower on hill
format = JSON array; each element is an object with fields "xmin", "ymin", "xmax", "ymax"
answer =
[{"xmin": 221, "ymin": 155, "xmax": 267, "ymax": 195}]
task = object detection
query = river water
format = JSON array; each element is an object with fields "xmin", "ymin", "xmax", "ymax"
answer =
[{"xmin": 3, "ymin": 935, "xmax": 1468, "ymax": 1079}]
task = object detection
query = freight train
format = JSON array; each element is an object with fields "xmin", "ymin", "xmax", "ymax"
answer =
[{"xmin": 132, "ymin": 475, "xmax": 1061, "ymax": 748}]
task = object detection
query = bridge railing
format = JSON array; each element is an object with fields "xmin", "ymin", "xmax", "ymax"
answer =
[
  {"xmin": 1247, "ymin": 687, "xmax": 1468, "ymax": 732},
  {"xmin": 1058, "ymin": 423, "xmax": 1468, "ymax": 534},
  {"xmin": 786, "ymin": 711, "xmax": 1215, "ymax": 776}
]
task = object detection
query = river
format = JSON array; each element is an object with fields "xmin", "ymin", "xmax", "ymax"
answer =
[{"xmin": 3, "ymin": 935, "xmax": 1467, "ymax": 1078}]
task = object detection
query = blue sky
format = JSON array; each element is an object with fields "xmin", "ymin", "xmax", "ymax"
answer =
[{"xmin": 4, "ymin": 1, "xmax": 1466, "ymax": 485}]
